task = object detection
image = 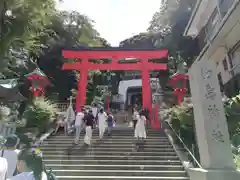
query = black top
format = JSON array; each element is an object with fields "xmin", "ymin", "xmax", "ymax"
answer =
[{"xmin": 84, "ymin": 113, "xmax": 95, "ymax": 127}]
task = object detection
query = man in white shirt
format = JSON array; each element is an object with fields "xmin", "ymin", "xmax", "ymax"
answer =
[
  {"xmin": 74, "ymin": 109, "xmax": 85, "ymax": 144},
  {"xmin": 0, "ymin": 135, "xmax": 20, "ymax": 178}
]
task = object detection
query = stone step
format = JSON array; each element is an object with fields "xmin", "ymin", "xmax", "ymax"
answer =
[
  {"xmin": 45, "ymin": 138, "xmax": 169, "ymax": 143},
  {"xmin": 42, "ymin": 149, "xmax": 176, "ymax": 154},
  {"xmin": 56, "ymin": 176, "xmax": 189, "ymax": 180},
  {"xmin": 41, "ymin": 142, "xmax": 169, "ymax": 147},
  {"xmin": 41, "ymin": 146, "xmax": 174, "ymax": 152},
  {"xmin": 52, "ymin": 169, "xmax": 187, "ymax": 177},
  {"xmin": 41, "ymin": 142, "xmax": 172, "ymax": 148},
  {"xmin": 43, "ymin": 159, "xmax": 183, "ymax": 165},
  {"xmin": 46, "ymin": 164, "xmax": 185, "ymax": 171},
  {"xmin": 45, "ymin": 138, "xmax": 169, "ymax": 142},
  {"xmin": 55, "ymin": 129, "xmax": 165, "ymax": 133},
  {"xmin": 43, "ymin": 129, "xmax": 188, "ymax": 180},
  {"xmin": 42, "ymin": 150, "xmax": 177, "ymax": 156},
  {"xmin": 42, "ymin": 154, "xmax": 179, "ymax": 160},
  {"xmin": 50, "ymin": 134, "xmax": 167, "ymax": 138}
]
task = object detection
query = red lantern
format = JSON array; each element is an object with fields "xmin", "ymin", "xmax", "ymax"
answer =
[
  {"xmin": 168, "ymin": 73, "xmax": 189, "ymax": 105},
  {"xmin": 25, "ymin": 69, "xmax": 50, "ymax": 97}
]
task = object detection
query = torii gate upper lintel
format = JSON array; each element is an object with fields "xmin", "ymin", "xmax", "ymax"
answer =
[{"xmin": 62, "ymin": 47, "xmax": 168, "ymax": 125}]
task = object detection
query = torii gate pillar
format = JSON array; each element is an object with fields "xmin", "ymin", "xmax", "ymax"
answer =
[{"xmin": 62, "ymin": 48, "xmax": 168, "ymax": 129}]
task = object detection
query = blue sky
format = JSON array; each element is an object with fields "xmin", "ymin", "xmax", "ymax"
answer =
[{"xmin": 56, "ymin": 0, "xmax": 161, "ymax": 46}]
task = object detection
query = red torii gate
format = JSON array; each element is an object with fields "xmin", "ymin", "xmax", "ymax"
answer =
[{"xmin": 62, "ymin": 48, "xmax": 168, "ymax": 127}]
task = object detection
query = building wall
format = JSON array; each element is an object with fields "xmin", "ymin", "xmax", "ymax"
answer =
[
  {"xmin": 185, "ymin": 0, "xmax": 240, "ymax": 95},
  {"xmin": 118, "ymin": 78, "xmax": 158, "ymax": 106}
]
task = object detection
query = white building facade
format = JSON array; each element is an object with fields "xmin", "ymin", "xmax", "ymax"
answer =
[{"xmin": 184, "ymin": 0, "xmax": 240, "ymax": 97}]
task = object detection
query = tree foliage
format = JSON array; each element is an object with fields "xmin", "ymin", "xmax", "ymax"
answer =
[
  {"xmin": 0, "ymin": 0, "xmax": 56, "ymax": 77},
  {"xmin": 1, "ymin": 0, "xmax": 111, "ymax": 102},
  {"xmin": 119, "ymin": 0, "xmax": 199, "ymax": 73}
]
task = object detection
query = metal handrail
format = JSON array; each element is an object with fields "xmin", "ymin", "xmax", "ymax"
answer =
[{"xmin": 165, "ymin": 121, "xmax": 202, "ymax": 168}]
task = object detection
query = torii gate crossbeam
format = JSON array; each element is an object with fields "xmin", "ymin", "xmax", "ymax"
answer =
[{"xmin": 62, "ymin": 48, "xmax": 168, "ymax": 128}]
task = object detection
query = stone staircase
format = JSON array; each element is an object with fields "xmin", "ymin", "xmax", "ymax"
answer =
[{"xmin": 40, "ymin": 127, "xmax": 189, "ymax": 180}]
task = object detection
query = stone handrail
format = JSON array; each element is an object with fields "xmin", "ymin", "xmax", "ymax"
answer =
[{"xmin": 165, "ymin": 121, "xmax": 202, "ymax": 168}]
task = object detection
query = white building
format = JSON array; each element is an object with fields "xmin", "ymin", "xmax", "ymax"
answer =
[
  {"xmin": 184, "ymin": 0, "xmax": 240, "ymax": 97},
  {"xmin": 117, "ymin": 70, "xmax": 159, "ymax": 109}
]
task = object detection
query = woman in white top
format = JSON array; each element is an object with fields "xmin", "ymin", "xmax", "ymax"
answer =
[
  {"xmin": 134, "ymin": 110, "xmax": 147, "ymax": 140},
  {"xmin": 97, "ymin": 108, "xmax": 107, "ymax": 140},
  {"xmin": 0, "ymin": 157, "xmax": 7, "ymax": 180},
  {"xmin": 8, "ymin": 148, "xmax": 47, "ymax": 180}
]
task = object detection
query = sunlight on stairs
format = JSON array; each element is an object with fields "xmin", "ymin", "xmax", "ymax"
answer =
[{"xmin": 40, "ymin": 127, "xmax": 189, "ymax": 180}]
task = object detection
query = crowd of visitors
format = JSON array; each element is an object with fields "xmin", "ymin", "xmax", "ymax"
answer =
[
  {"xmin": 0, "ymin": 103, "xmax": 148, "ymax": 179},
  {"xmin": 0, "ymin": 134, "xmax": 49, "ymax": 180}
]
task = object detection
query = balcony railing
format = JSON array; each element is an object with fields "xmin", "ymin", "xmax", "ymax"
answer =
[
  {"xmin": 197, "ymin": 27, "xmax": 208, "ymax": 52},
  {"xmin": 196, "ymin": 0, "xmax": 236, "ymax": 55},
  {"xmin": 219, "ymin": 0, "xmax": 235, "ymax": 17}
]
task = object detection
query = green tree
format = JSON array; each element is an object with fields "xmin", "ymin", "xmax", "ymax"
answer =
[
  {"xmin": 148, "ymin": 0, "xmax": 199, "ymax": 69},
  {"xmin": 0, "ymin": 0, "xmax": 57, "ymax": 78},
  {"xmin": 37, "ymin": 11, "xmax": 111, "ymax": 101}
]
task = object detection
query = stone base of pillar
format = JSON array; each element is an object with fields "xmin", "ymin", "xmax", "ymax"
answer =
[{"xmin": 189, "ymin": 168, "xmax": 240, "ymax": 180}]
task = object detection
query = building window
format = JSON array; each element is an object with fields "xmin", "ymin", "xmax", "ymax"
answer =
[
  {"xmin": 206, "ymin": 8, "xmax": 220, "ymax": 40},
  {"xmin": 222, "ymin": 58, "xmax": 228, "ymax": 71},
  {"xmin": 227, "ymin": 52, "xmax": 233, "ymax": 69},
  {"xmin": 217, "ymin": 73, "xmax": 224, "ymax": 92},
  {"xmin": 234, "ymin": 79, "xmax": 239, "ymax": 95}
]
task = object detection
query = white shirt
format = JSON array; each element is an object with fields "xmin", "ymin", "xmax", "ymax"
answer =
[
  {"xmin": 98, "ymin": 112, "xmax": 107, "ymax": 125},
  {"xmin": 0, "ymin": 149, "xmax": 20, "ymax": 178},
  {"xmin": 75, "ymin": 112, "xmax": 84, "ymax": 126},
  {"xmin": 133, "ymin": 111, "xmax": 139, "ymax": 120},
  {"xmin": 0, "ymin": 157, "xmax": 7, "ymax": 180},
  {"xmin": 91, "ymin": 107, "xmax": 98, "ymax": 117},
  {"xmin": 8, "ymin": 172, "xmax": 47, "ymax": 180}
]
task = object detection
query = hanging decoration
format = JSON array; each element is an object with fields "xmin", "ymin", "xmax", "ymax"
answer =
[
  {"xmin": 25, "ymin": 68, "xmax": 50, "ymax": 97},
  {"xmin": 168, "ymin": 73, "xmax": 189, "ymax": 105}
]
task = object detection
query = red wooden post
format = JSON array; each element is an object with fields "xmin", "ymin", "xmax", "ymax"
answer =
[{"xmin": 61, "ymin": 48, "xmax": 168, "ymax": 128}]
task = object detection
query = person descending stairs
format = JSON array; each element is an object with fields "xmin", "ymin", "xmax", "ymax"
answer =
[{"xmin": 40, "ymin": 124, "xmax": 189, "ymax": 180}]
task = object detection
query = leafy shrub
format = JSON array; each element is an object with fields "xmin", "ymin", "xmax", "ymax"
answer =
[
  {"xmin": 23, "ymin": 97, "xmax": 57, "ymax": 135},
  {"xmin": 0, "ymin": 106, "xmax": 11, "ymax": 121},
  {"xmin": 234, "ymin": 156, "xmax": 240, "ymax": 168},
  {"xmin": 167, "ymin": 94, "xmax": 240, "ymax": 144},
  {"xmin": 165, "ymin": 94, "xmax": 240, "ymax": 166}
]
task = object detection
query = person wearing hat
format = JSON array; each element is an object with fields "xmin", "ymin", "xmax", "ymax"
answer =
[{"xmin": 0, "ymin": 134, "xmax": 20, "ymax": 178}]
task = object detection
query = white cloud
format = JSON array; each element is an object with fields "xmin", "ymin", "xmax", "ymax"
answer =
[{"xmin": 56, "ymin": 0, "xmax": 160, "ymax": 46}]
